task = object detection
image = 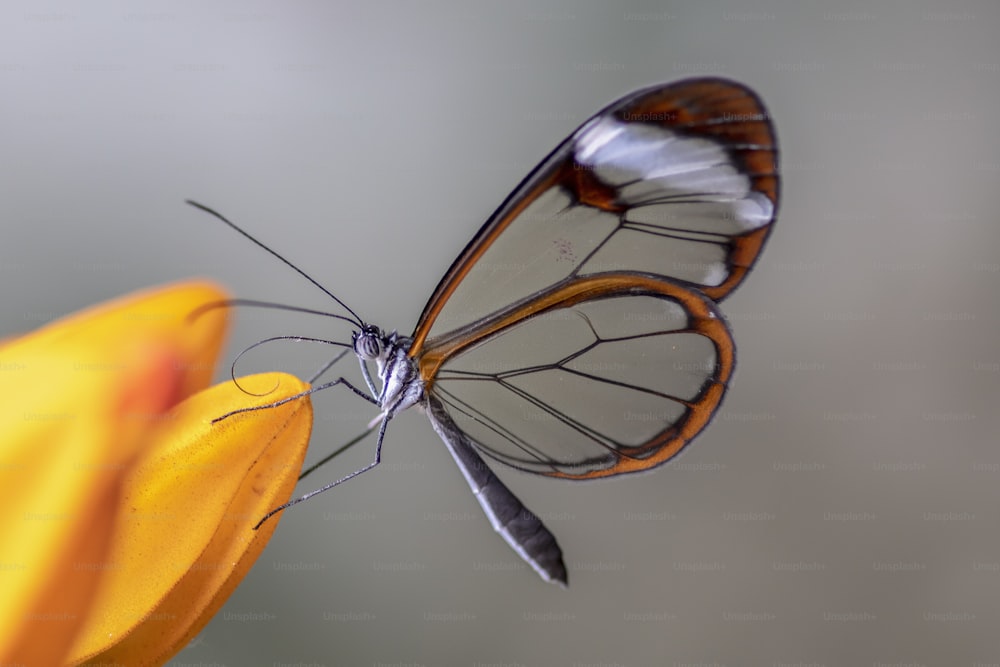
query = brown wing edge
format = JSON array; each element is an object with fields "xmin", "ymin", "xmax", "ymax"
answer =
[
  {"xmin": 616, "ymin": 78, "xmax": 780, "ymax": 302},
  {"xmin": 417, "ymin": 272, "xmax": 736, "ymax": 479},
  {"xmin": 619, "ymin": 78, "xmax": 781, "ymax": 301}
]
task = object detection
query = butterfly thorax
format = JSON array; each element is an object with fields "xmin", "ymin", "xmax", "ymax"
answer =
[{"xmin": 353, "ymin": 325, "xmax": 423, "ymax": 418}]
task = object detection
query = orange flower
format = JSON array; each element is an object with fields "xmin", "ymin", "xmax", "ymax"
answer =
[{"xmin": 0, "ymin": 282, "xmax": 312, "ymax": 666}]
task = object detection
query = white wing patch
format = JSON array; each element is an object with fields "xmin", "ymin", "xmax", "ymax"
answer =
[{"xmin": 574, "ymin": 116, "xmax": 771, "ymax": 232}]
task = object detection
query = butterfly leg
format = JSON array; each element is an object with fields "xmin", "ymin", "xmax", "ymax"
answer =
[
  {"xmin": 297, "ymin": 422, "xmax": 379, "ymax": 482},
  {"xmin": 307, "ymin": 347, "xmax": 352, "ymax": 384},
  {"xmin": 357, "ymin": 355, "xmax": 379, "ymax": 398},
  {"xmin": 210, "ymin": 374, "xmax": 393, "ymax": 529},
  {"xmin": 211, "ymin": 376, "xmax": 378, "ymax": 423},
  {"xmin": 252, "ymin": 411, "xmax": 392, "ymax": 529}
]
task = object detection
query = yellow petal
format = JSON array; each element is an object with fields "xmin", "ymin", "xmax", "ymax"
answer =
[
  {"xmin": 0, "ymin": 281, "xmax": 230, "ymax": 666},
  {"xmin": 16, "ymin": 281, "xmax": 230, "ymax": 400},
  {"xmin": 67, "ymin": 373, "xmax": 313, "ymax": 667}
]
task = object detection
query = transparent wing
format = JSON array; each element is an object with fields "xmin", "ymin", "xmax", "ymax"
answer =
[
  {"xmin": 418, "ymin": 274, "xmax": 734, "ymax": 478},
  {"xmin": 409, "ymin": 78, "xmax": 779, "ymax": 355}
]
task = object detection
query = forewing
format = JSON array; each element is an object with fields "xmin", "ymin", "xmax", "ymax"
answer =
[{"xmin": 409, "ymin": 78, "xmax": 778, "ymax": 355}]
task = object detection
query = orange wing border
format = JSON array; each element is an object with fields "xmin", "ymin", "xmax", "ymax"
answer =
[{"xmin": 417, "ymin": 272, "xmax": 735, "ymax": 479}]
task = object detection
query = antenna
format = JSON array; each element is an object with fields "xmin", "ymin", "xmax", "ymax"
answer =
[{"xmin": 186, "ymin": 200, "xmax": 364, "ymax": 326}]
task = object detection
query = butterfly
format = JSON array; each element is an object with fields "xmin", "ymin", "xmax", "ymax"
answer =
[{"xmin": 189, "ymin": 77, "xmax": 779, "ymax": 587}]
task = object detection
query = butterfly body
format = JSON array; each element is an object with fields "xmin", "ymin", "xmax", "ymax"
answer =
[
  {"xmin": 353, "ymin": 327, "xmax": 422, "ymax": 421},
  {"xmin": 353, "ymin": 324, "xmax": 570, "ymax": 584}
]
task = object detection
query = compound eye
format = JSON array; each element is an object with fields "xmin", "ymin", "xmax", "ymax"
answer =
[{"xmin": 354, "ymin": 326, "xmax": 382, "ymax": 360}]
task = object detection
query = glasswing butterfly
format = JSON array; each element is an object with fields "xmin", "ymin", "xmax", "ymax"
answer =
[{"xmin": 190, "ymin": 77, "xmax": 779, "ymax": 587}]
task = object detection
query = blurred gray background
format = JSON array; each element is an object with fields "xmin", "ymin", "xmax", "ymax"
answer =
[{"xmin": 3, "ymin": 1, "xmax": 999, "ymax": 665}]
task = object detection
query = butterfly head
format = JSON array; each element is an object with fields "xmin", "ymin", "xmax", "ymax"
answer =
[{"xmin": 352, "ymin": 324, "xmax": 386, "ymax": 361}]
